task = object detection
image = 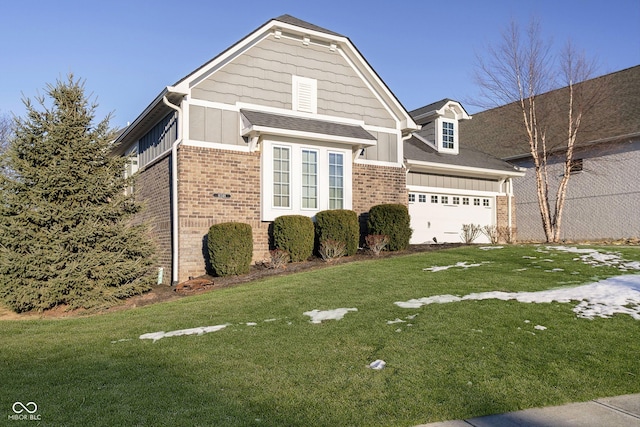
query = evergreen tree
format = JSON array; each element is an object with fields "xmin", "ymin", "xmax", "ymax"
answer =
[{"xmin": 0, "ymin": 75, "xmax": 155, "ymax": 313}]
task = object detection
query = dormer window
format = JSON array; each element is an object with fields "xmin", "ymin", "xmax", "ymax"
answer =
[{"xmin": 442, "ymin": 121, "xmax": 455, "ymax": 149}]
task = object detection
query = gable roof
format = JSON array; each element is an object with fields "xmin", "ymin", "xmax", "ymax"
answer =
[
  {"xmin": 114, "ymin": 14, "xmax": 417, "ymax": 150},
  {"xmin": 460, "ymin": 65, "xmax": 640, "ymax": 160},
  {"xmin": 409, "ymin": 98, "xmax": 471, "ymax": 124}
]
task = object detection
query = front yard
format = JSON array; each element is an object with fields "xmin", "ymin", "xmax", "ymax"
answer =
[{"xmin": 1, "ymin": 245, "xmax": 639, "ymax": 426}]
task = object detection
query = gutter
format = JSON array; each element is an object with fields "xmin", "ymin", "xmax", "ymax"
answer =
[{"xmin": 162, "ymin": 95, "xmax": 183, "ymax": 286}]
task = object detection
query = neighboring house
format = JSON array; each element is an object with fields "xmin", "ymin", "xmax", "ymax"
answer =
[
  {"xmin": 460, "ymin": 66, "xmax": 640, "ymax": 242},
  {"xmin": 405, "ymin": 99, "xmax": 524, "ymax": 244},
  {"xmin": 113, "ymin": 15, "xmax": 524, "ymax": 285}
]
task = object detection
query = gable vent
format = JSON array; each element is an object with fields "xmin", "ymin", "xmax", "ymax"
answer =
[{"xmin": 292, "ymin": 75, "xmax": 317, "ymax": 114}]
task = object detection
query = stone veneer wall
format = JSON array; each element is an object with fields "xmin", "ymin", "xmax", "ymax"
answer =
[
  {"xmin": 496, "ymin": 195, "xmax": 517, "ymax": 243},
  {"xmin": 134, "ymin": 156, "xmax": 173, "ymax": 285},
  {"xmin": 177, "ymin": 146, "xmax": 268, "ymax": 282},
  {"xmin": 352, "ymin": 163, "xmax": 408, "ymax": 235}
]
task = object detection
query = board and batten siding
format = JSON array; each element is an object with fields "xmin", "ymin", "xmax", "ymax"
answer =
[
  {"xmin": 189, "ymin": 106, "xmax": 245, "ymax": 146},
  {"xmin": 138, "ymin": 112, "xmax": 178, "ymax": 168},
  {"xmin": 407, "ymin": 171, "xmax": 500, "ymax": 192}
]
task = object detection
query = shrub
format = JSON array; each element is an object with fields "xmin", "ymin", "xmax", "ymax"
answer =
[
  {"xmin": 314, "ymin": 210, "xmax": 359, "ymax": 256},
  {"xmin": 207, "ymin": 222, "xmax": 253, "ymax": 276},
  {"xmin": 365, "ymin": 234, "xmax": 390, "ymax": 256},
  {"xmin": 318, "ymin": 239, "xmax": 347, "ymax": 262},
  {"xmin": 273, "ymin": 215, "xmax": 314, "ymax": 262},
  {"xmin": 268, "ymin": 249, "xmax": 290, "ymax": 269},
  {"xmin": 367, "ymin": 204, "xmax": 412, "ymax": 251},
  {"xmin": 482, "ymin": 225, "xmax": 500, "ymax": 244},
  {"xmin": 461, "ymin": 224, "xmax": 482, "ymax": 244}
]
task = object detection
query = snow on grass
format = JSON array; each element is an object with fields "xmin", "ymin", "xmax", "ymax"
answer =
[
  {"xmin": 479, "ymin": 246, "xmax": 503, "ymax": 250},
  {"xmin": 548, "ymin": 246, "xmax": 640, "ymax": 271},
  {"xmin": 395, "ymin": 274, "xmax": 640, "ymax": 320},
  {"xmin": 424, "ymin": 261, "xmax": 484, "ymax": 272},
  {"xmin": 303, "ymin": 308, "xmax": 358, "ymax": 324},
  {"xmin": 140, "ymin": 324, "xmax": 230, "ymax": 342}
]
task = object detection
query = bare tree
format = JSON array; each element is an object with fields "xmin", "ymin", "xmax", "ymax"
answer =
[{"xmin": 474, "ymin": 19, "xmax": 603, "ymax": 243}]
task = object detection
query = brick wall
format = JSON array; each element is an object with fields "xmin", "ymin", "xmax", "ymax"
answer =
[
  {"xmin": 134, "ymin": 155, "xmax": 173, "ymax": 285},
  {"xmin": 352, "ymin": 163, "xmax": 407, "ymax": 235},
  {"xmin": 496, "ymin": 195, "xmax": 517, "ymax": 243},
  {"xmin": 177, "ymin": 146, "xmax": 268, "ymax": 282}
]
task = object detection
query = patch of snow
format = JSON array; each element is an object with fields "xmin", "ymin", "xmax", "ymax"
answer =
[
  {"xmin": 264, "ymin": 318, "xmax": 277, "ymax": 322},
  {"xmin": 523, "ymin": 256, "xmax": 537, "ymax": 259},
  {"xmin": 545, "ymin": 268, "xmax": 565, "ymax": 272},
  {"xmin": 548, "ymin": 246, "xmax": 640, "ymax": 271},
  {"xmin": 368, "ymin": 359, "xmax": 386, "ymax": 370},
  {"xmin": 480, "ymin": 246, "xmax": 503, "ymax": 250},
  {"xmin": 246, "ymin": 322, "xmax": 257, "ymax": 326},
  {"xmin": 534, "ymin": 325, "xmax": 547, "ymax": 330},
  {"xmin": 140, "ymin": 324, "xmax": 229, "ymax": 342},
  {"xmin": 423, "ymin": 262, "xmax": 482, "ymax": 272},
  {"xmin": 387, "ymin": 318, "xmax": 406, "ymax": 324},
  {"xmin": 395, "ymin": 274, "xmax": 640, "ymax": 320},
  {"xmin": 304, "ymin": 308, "xmax": 358, "ymax": 324}
]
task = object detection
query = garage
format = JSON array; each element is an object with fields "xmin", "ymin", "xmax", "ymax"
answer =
[{"xmin": 408, "ymin": 192, "xmax": 494, "ymax": 244}]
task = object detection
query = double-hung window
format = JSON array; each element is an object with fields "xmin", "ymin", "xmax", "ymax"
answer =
[
  {"xmin": 442, "ymin": 121, "xmax": 454, "ymax": 149},
  {"xmin": 302, "ymin": 149, "xmax": 318, "ymax": 209},
  {"xmin": 273, "ymin": 146, "xmax": 290, "ymax": 208},
  {"xmin": 329, "ymin": 152, "xmax": 344, "ymax": 209}
]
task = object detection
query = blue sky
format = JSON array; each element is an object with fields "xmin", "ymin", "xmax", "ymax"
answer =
[{"xmin": 1, "ymin": 0, "xmax": 639, "ymax": 128}]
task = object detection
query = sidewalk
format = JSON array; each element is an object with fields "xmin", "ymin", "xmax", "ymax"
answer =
[{"xmin": 416, "ymin": 394, "xmax": 640, "ymax": 427}]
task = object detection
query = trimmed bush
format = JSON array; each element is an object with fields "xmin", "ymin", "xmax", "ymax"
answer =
[
  {"xmin": 273, "ymin": 215, "xmax": 315, "ymax": 262},
  {"xmin": 367, "ymin": 204, "xmax": 412, "ymax": 251},
  {"xmin": 314, "ymin": 210, "xmax": 359, "ymax": 256},
  {"xmin": 207, "ymin": 222, "xmax": 253, "ymax": 276}
]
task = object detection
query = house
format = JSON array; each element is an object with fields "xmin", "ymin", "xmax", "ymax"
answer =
[
  {"xmin": 460, "ymin": 66, "xmax": 640, "ymax": 242},
  {"xmin": 113, "ymin": 15, "xmax": 523, "ymax": 285}
]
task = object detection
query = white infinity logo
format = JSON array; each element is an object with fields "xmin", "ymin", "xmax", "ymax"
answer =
[{"xmin": 12, "ymin": 401, "xmax": 38, "ymax": 414}]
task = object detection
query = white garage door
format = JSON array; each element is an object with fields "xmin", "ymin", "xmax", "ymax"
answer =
[{"xmin": 408, "ymin": 192, "xmax": 494, "ymax": 244}]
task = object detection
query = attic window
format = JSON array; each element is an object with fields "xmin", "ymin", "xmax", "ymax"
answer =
[{"xmin": 292, "ymin": 75, "xmax": 317, "ymax": 114}]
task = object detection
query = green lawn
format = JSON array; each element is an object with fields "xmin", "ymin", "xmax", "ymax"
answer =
[{"xmin": 1, "ymin": 245, "xmax": 639, "ymax": 426}]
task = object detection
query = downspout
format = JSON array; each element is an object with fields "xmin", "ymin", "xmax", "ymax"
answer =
[
  {"xmin": 162, "ymin": 95, "xmax": 182, "ymax": 285},
  {"xmin": 507, "ymin": 178, "xmax": 513, "ymax": 236}
]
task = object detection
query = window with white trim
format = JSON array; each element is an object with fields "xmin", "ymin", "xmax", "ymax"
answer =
[
  {"xmin": 431, "ymin": 195, "xmax": 438, "ymax": 203},
  {"xmin": 483, "ymin": 199, "xmax": 490, "ymax": 207},
  {"xmin": 273, "ymin": 146, "xmax": 291, "ymax": 208},
  {"xmin": 442, "ymin": 121, "xmax": 454, "ymax": 149},
  {"xmin": 408, "ymin": 194, "xmax": 416, "ymax": 203},
  {"xmin": 453, "ymin": 196, "xmax": 460, "ymax": 205},
  {"xmin": 441, "ymin": 196, "xmax": 449, "ymax": 204},
  {"xmin": 262, "ymin": 141, "xmax": 352, "ymax": 221},
  {"xmin": 463, "ymin": 197, "xmax": 469, "ymax": 205},
  {"xmin": 419, "ymin": 194, "xmax": 427, "ymax": 203},
  {"xmin": 302, "ymin": 149, "xmax": 318, "ymax": 209},
  {"xmin": 292, "ymin": 76, "xmax": 317, "ymax": 114},
  {"xmin": 329, "ymin": 152, "xmax": 344, "ymax": 209},
  {"xmin": 473, "ymin": 198, "xmax": 480, "ymax": 206}
]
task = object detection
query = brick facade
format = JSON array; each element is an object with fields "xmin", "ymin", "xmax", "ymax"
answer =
[
  {"xmin": 352, "ymin": 163, "xmax": 408, "ymax": 236},
  {"xmin": 496, "ymin": 195, "xmax": 517, "ymax": 243},
  {"xmin": 135, "ymin": 156, "xmax": 173, "ymax": 284},
  {"xmin": 176, "ymin": 146, "xmax": 269, "ymax": 282}
]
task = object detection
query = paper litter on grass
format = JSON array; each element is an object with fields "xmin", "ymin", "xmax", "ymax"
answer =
[
  {"xmin": 395, "ymin": 274, "xmax": 640, "ymax": 320},
  {"xmin": 304, "ymin": 308, "xmax": 358, "ymax": 323},
  {"xmin": 139, "ymin": 324, "xmax": 229, "ymax": 342}
]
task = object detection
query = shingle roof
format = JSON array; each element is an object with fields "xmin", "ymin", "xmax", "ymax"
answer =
[
  {"xmin": 241, "ymin": 109, "xmax": 376, "ymax": 141},
  {"xmin": 409, "ymin": 98, "xmax": 454, "ymax": 120},
  {"xmin": 274, "ymin": 14, "xmax": 345, "ymax": 37},
  {"xmin": 460, "ymin": 65, "xmax": 640, "ymax": 159},
  {"xmin": 404, "ymin": 137, "xmax": 520, "ymax": 173}
]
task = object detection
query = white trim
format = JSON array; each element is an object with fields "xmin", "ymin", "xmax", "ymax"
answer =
[
  {"xmin": 437, "ymin": 118, "xmax": 458, "ymax": 154},
  {"xmin": 354, "ymin": 158, "xmax": 404, "ymax": 168},
  {"xmin": 242, "ymin": 124, "xmax": 375, "ymax": 147}
]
